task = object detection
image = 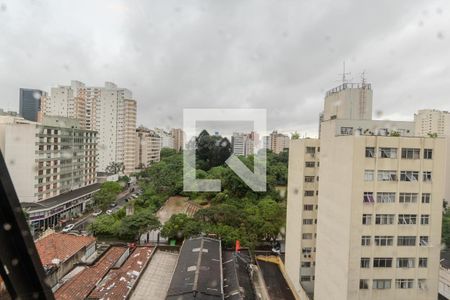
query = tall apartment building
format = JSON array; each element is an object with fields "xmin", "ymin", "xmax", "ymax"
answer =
[
  {"xmin": 285, "ymin": 81, "xmax": 446, "ymax": 300},
  {"xmin": 155, "ymin": 128, "xmax": 175, "ymax": 149},
  {"xmin": 19, "ymin": 88, "xmax": 45, "ymax": 122},
  {"xmin": 414, "ymin": 109, "xmax": 450, "ymax": 137},
  {"xmin": 135, "ymin": 127, "xmax": 161, "ymax": 169},
  {"xmin": 171, "ymin": 128, "xmax": 185, "ymax": 152},
  {"xmin": 231, "ymin": 132, "xmax": 254, "ymax": 156},
  {"xmin": 0, "ymin": 115, "xmax": 97, "ymax": 203},
  {"xmin": 41, "ymin": 81, "xmax": 137, "ymax": 174},
  {"xmin": 270, "ymin": 131, "xmax": 290, "ymax": 154}
]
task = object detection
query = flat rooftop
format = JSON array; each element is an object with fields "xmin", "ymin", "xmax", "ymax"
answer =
[
  {"xmin": 22, "ymin": 183, "xmax": 101, "ymax": 211},
  {"xmin": 130, "ymin": 249, "xmax": 179, "ymax": 300}
]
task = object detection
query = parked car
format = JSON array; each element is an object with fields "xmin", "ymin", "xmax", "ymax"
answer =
[
  {"xmin": 110, "ymin": 202, "xmax": 117, "ymax": 208},
  {"xmin": 62, "ymin": 224, "xmax": 75, "ymax": 233},
  {"xmin": 92, "ymin": 210, "xmax": 102, "ymax": 217},
  {"xmin": 106, "ymin": 209, "xmax": 113, "ymax": 215}
]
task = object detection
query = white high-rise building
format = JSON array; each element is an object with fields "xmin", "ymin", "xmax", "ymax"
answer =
[
  {"xmin": 41, "ymin": 81, "xmax": 137, "ymax": 174},
  {"xmin": 231, "ymin": 132, "xmax": 254, "ymax": 157},
  {"xmin": 154, "ymin": 128, "xmax": 175, "ymax": 149},
  {"xmin": 0, "ymin": 115, "xmax": 97, "ymax": 203},
  {"xmin": 285, "ymin": 81, "xmax": 446, "ymax": 300}
]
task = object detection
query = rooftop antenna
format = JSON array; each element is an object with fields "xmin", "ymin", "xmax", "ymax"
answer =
[
  {"xmin": 361, "ymin": 70, "xmax": 367, "ymax": 85},
  {"xmin": 338, "ymin": 61, "xmax": 352, "ymax": 84}
]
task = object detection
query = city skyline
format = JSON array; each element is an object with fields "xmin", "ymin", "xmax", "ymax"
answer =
[{"xmin": 0, "ymin": 0, "xmax": 449, "ymax": 136}]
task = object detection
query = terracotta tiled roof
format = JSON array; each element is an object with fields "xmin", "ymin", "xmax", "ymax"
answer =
[
  {"xmin": 55, "ymin": 246, "xmax": 128, "ymax": 300},
  {"xmin": 35, "ymin": 233, "xmax": 95, "ymax": 269},
  {"xmin": 88, "ymin": 246, "xmax": 153, "ymax": 299}
]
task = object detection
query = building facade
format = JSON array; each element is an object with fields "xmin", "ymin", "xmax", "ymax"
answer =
[
  {"xmin": 171, "ymin": 128, "xmax": 185, "ymax": 152},
  {"xmin": 0, "ymin": 115, "xmax": 97, "ymax": 203},
  {"xmin": 414, "ymin": 109, "xmax": 450, "ymax": 137},
  {"xmin": 269, "ymin": 131, "xmax": 290, "ymax": 154},
  {"xmin": 41, "ymin": 81, "xmax": 137, "ymax": 174},
  {"xmin": 231, "ymin": 132, "xmax": 254, "ymax": 157},
  {"xmin": 135, "ymin": 127, "xmax": 161, "ymax": 169},
  {"xmin": 285, "ymin": 82, "xmax": 446, "ymax": 300},
  {"xmin": 19, "ymin": 88, "xmax": 44, "ymax": 122}
]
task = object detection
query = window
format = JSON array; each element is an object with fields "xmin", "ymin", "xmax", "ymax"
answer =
[
  {"xmin": 374, "ymin": 236, "xmax": 394, "ymax": 246},
  {"xmin": 373, "ymin": 279, "xmax": 391, "ymax": 289},
  {"xmin": 419, "ymin": 236, "xmax": 429, "ymax": 246},
  {"xmin": 361, "ymin": 236, "xmax": 371, "ymax": 246},
  {"xmin": 375, "ymin": 214, "xmax": 395, "ymax": 225},
  {"xmin": 418, "ymin": 258, "xmax": 428, "ymax": 268},
  {"xmin": 398, "ymin": 214, "xmax": 417, "ymax": 225},
  {"xmin": 305, "ymin": 161, "xmax": 315, "ymax": 168},
  {"xmin": 424, "ymin": 149, "xmax": 433, "ymax": 159},
  {"xmin": 418, "ymin": 279, "xmax": 427, "ymax": 289},
  {"xmin": 365, "ymin": 147, "xmax": 375, "ymax": 158},
  {"xmin": 300, "ymin": 276, "xmax": 311, "ymax": 282},
  {"xmin": 306, "ymin": 147, "xmax": 316, "ymax": 154},
  {"xmin": 400, "ymin": 171, "xmax": 419, "ymax": 182},
  {"xmin": 303, "ymin": 219, "xmax": 313, "ymax": 225},
  {"xmin": 401, "ymin": 148, "xmax": 420, "ymax": 159},
  {"xmin": 422, "ymin": 193, "xmax": 431, "ymax": 203},
  {"xmin": 359, "ymin": 279, "xmax": 369, "ymax": 290},
  {"xmin": 303, "ymin": 204, "xmax": 314, "ymax": 211},
  {"xmin": 364, "ymin": 170, "xmax": 374, "ymax": 181},
  {"xmin": 421, "ymin": 215, "xmax": 429, "ymax": 225},
  {"xmin": 397, "ymin": 258, "xmax": 415, "ymax": 268},
  {"xmin": 398, "ymin": 236, "xmax": 416, "ymax": 246},
  {"xmin": 360, "ymin": 258, "xmax": 370, "ymax": 268},
  {"xmin": 302, "ymin": 233, "xmax": 313, "ymax": 240},
  {"xmin": 305, "ymin": 176, "xmax": 315, "ymax": 183},
  {"xmin": 377, "ymin": 170, "xmax": 397, "ymax": 181},
  {"xmin": 302, "ymin": 248, "xmax": 312, "ymax": 254},
  {"xmin": 377, "ymin": 192, "xmax": 395, "ymax": 203},
  {"xmin": 399, "ymin": 193, "xmax": 418, "ymax": 203},
  {"xmin": 301, "ymin": 262, "xmax": 311, "ymax": 267},
  {"xmin": 396, "ymin": 279, "xmax": 414, "ymax": 289},
  {"xmin": 362, "ymin": 214, "xmax": 372, "ymax": 225},
  {"xmin": 373, "ymin": 258, "xmax": 393, "ymax": 268},
  {"xmin": 340, "ymin": 127, "xmax": 353, "ymax": 135},
  {"xmin": 363, "ymin": 192, "xmax": 374, "ymax": 203},
  {"xmin": 379, "ymin": 147, "xmax": 397, "ymax": 158},
  {"xmin": 423, "ymin": 171, "xmax": 432, "ymax": 182},
  {"xmin": 304, "ymin": 190, "xmax": 314, "ymax": 197}
]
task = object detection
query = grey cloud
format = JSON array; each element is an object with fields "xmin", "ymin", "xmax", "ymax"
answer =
[{"xmin": 0, "ymin": 0, "xmax": 449, "ymax": 137}]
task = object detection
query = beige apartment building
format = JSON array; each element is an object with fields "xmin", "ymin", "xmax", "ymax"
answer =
[
  {"xmin": 414, "ymin": 109, "xmax": 450, "ymax": 137},
  {"xmin": 264, "ymin": 130, "xmax": 290, "ymax": 154},
  {"xmin": 135, "ymin": 127, "xmax": 161, "ymax": 169},
  {"xmin": 41, "ymin": 81, "xmax": 137, "ymax": 174},
  {"xmin": 285, "ymin": 82, "xmax": 446, "ymax": 300},
  {"xmin": 0, "ymin": 115, "xmax": 97, "ymax": 202},
  {"xmin": 171, "ymin": 128, "xmax": 185, "ymax": 152}
]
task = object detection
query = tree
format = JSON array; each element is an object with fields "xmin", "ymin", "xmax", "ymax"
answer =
[
  {"xmin": 118, "ymin": 209, "xmax": 161, "ymax": 240},
  {"xmin": 196, "ymin": 130, "xmax": 232, "ymax": 170},
  {"xmin": 443, "ymin": 212, "xmax": 450, "ymax": 247},
  {"xmin": 93, "ymin": 181, "xmax": 122, "ymax": 210},
  {"xmin": 88, "ymin": 214, "xmax": 120, "ymax": 236},
  {"xmin": 160, "ymin": 148, "xmax": 177, "ymax": 159},
  {"xmin": 291, "ymin": 132, "xmax": 300, "ymax": 140},
  {"xmin": 106, "ymin": 162, "xmax": 124, "ymax": 174},
  {"xmin": 161, "ymin": 214, "xmax": 202, "ymax": 241}
]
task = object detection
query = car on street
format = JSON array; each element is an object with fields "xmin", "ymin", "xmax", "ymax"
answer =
[
  {"xmin": 62, "ymin": 224, "xmax": 75, "ymax": 233},
  {"xmin": 92, "ymin": 210, "xmax": 102, "ymax": 217},
  {"xmin": 110, "ymin": 202, "xmax": 117, "ymax": 208},
  {"xmin": 106, "ymin": 209, "xmax": 113, "ymax": 215}
]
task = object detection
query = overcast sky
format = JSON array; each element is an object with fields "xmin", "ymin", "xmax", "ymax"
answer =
[{"xmin": 0, "ymin": 0, "xmax": 449, "ymax": 137}]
